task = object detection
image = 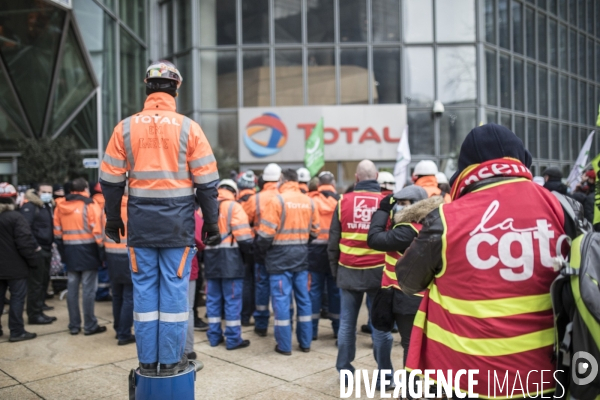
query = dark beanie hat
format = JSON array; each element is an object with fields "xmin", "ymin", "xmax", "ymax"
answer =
[
  {"xmin": 449, "ymin": 123, "xmax": 532, "ymax": 186},
  {"xmin": 542, "ymin": 167, "xmax": 562, "ymax": 181}
]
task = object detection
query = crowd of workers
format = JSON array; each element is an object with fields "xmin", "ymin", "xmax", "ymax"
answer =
[{"xmin": 1, "ymin": 58, "xmax": 599, "ymax": 398}]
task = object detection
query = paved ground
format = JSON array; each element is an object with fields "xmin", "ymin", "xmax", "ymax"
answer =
[{"xmin": 0, "ymin": 294, "xmax": 405, "ymax": 399}]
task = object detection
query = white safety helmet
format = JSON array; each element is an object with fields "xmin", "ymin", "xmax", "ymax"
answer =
[
  {"xmin": 262, "ymin": 163, "xmax": 282, "ymax": 182},
  {"xmin": 377, "ymin": 171, "xmax": 396, "ymax": 191},
  {"xmin": 413, "ymin": 160, "xmax": 439, "ymax": 177},
  {"xmin": 145, "ymin": 60, "xmax": 183, "ymax": 88},
  {"xmin": 0, "ymin": 182, "xmax": 17, "ymax": 198},
  {"xmin": 218, "ymin": 179, "xmax": 238, "ymax": 195},
  {"xmin": 297, "ymin": 167, "xmax": 311, "ymax": 183},
  {"xmin": 435, "ymin": 172, "xmax": 448, "ymax": 185}
]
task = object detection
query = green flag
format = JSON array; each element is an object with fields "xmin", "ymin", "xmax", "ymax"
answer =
[
  {"xmin": 592, "ymin": 152, "xmax": 600, "ymax": 226},
  {"xmin": 304, "ymin": 118, "xmax": 325, "ymax": 177},
  {"xmin": 597, "ymin": 104, "xmax": 600, "ymax": 126}
]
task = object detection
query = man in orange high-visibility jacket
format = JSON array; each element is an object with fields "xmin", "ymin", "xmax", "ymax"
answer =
[
  {"xmin": 92, "ymin": 183, "xmax": 110, "ymax": 302},
  {"xmin": 255, "ymin": 169, "xmax": 320, "ymax": 355},
  {"xmin": 236, "ymin": 170, "xmax": 257, "ymax": 326},
  {"xmin": 99, "ymin": 60, "xmax": 220, "ymax": 377},
  {"xmin": 307, "ymin": 171, "xmax": 340, "ymax": 340},
  {"xmin": 412, "ymin": 160, "xmax": 451, "ymax": 203},
  {"xmin": 204, "ymin": 179, "xmax": 253, "ymax": 350},
  {"xmin": 327, "ymin": 160, "xmax": 394, "ymax": 390},
  {"xmin": 53, "ymin": 178, "xmax": 106, "ymax": 337},
  {"xmin": 252, "ymin": 163, "xmax": 282, "ymax": 336},
  {"xmin": 102, "ymin": 190, "xmax": 135, "ymax": 346}
]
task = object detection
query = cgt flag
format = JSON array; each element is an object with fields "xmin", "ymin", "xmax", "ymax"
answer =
[{"xmin": 304, "ymin": 117, "xmax": 325, "ymax": 177}]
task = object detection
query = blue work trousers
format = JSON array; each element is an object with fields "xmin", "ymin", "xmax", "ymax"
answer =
[
  {"xmin": 95, "ymin": 265, "xmax": 111, "ymax": 300},
  {"xmin": 206, "ymin": 278, "xmax": 244, "ymax": 349},
  {"xmin": 309, "ymin": 271, "xmax": 340, "ymax": 338},
  {"xmin": 269, "ymin": 270, "xmax": 312, "ymax": 353},
  {"xmin": 112, "ymin": 282, "xmax": 134, "ymax": 341},
  {"xmin": 336, "ymin": 289, "xmax": 393, "ymax": 387},
  {"xmin": 129, "ymin": 247, "xmax": 194, "ymax": 365},
  {"xmin": 253, "ymin": 263, "xmax": 270, "ymax": 330}
]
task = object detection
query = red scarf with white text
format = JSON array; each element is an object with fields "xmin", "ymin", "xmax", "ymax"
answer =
[{"xmin": 450, "ymin": 157, "xmax": 533, "ymax": 200}]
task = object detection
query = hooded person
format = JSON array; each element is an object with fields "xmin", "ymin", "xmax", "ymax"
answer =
[
  {"xmin": 572, "ymin": 169, "xmax": 596, "ymax": 224},
  {"xmin": 367, "ymin": 185, "xmax": 443, "ymax": 372},
  {"xmin": 542, "ymin": 167, "xmax": 568, "ymax": 195},
  {"xmin": 396, "ymin": 123, "xmax": 584, "ymax": 399},
  {"xmin": 19, "ymin": 183, "xmax": 57, "ymax": 325}
]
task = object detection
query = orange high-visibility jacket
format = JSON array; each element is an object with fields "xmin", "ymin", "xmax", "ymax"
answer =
[
  {"xmin": 414, "ymin": 176, "xmax": 451, "ymax": 203},
  {"xmin": 99, "ymin": 92, "xmax": 219, "ymax": 247},
  {"xmin": 53, "ymin": 191, "xmax": 103, "ymax": 270},
  {"xmin": 253, "ymin": 181, "xmax": 279, "ymax": 231},
  {"xmin": 237, "ymin": 188, "xmax": 256, "ymax": 225},
  {"xmin": 204, "ymin": 188, "xmax": 253, "ymax": 279},
  {"xmin": 255, "ymin": 181, "xmax": 320, "ymax": 274},
  {"xmin": 308, "ymin": 184, "xmax": 338, "ymax": 245},
  {"xmin": 103, "ymin": 195, "xmax": 128, "ymax": 255}
]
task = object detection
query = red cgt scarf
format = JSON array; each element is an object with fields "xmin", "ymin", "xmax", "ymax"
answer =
[{"xmin": 450, "ymin": 157, "xmax": 533, "ymax": 200}]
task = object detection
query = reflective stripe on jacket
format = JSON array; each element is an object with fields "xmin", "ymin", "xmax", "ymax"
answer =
[
  {"xmin": 204, "ymin": 189, "xmax": 253, "ymax": 279},
  {"xmin": 404, "ymin": 179, "xmax": 565, "ymax": 397},
  {"xmin": 253, "ymin": 182, "xmax": 279, "ymax": 231},
  {"xmin": 237, "ymin": 188, "xmax": 256, "ymax": 225},
  {"xmin": 381, "ymin": 222, "xmax": 421, "ymax": 290},
  {"xmin": 103, "ymin": 195, "xmax": 128, "ymax": 254},
  {"xmin": 256, "ymin": 181, "xmax": 320, "ymax": 274},
  {"xmin": 53, "ymin": 192, "xmax": 102, "ymax": 246},
  {"xmin": 99, "ymin": 92, "xmax": 219, "ymax": 247},
  {"xmin": 338, "ymin": 191, "xmax": 385, "ymax": 269}
]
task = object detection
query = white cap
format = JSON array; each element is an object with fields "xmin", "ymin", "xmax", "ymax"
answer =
[
  {"xmin": 377, "ymin": 171, "xmax": 396, "ymax": 190},
  {"xmin": 435, "ymin": 172, "xmax": 448, "ymax": 184},
  {"xmin": 263, "ymin": 163, "xmax": 282, "ymax": 182},
  {"xmin": 413, "ymin": 160, "xmax": 439, "ymax": 177},
  {"xmin": 297, "ymin": 167, "xmax": 311, "ymax": 183},
  {"xmin": 218, "ymin": 179, "xmax": 238, "ymax": 194}
]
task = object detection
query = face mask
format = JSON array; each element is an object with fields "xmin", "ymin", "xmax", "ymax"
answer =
[
  {"xmin": 392, "ymin": 204, "xmax": 405, "ymax": 213},
  {"xmin": 40, "ymin": 193, "xmax": 53, "ymax": 203}
]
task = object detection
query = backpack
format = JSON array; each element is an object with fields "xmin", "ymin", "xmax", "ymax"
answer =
[{"xmin": 550, "ymin": 193, "xmax": 600, "ymax": 399}]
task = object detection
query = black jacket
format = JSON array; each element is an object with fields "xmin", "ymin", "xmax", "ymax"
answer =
[
  {"xmin": 368, "ymin": 196, "xmax": 444, "ymax": 315},
  {"xmin": 20, "ymin": 189, "xmax": 54, "ymax": 251},
  {"xmin": 543, "ymin": 179, "xmax": 568, "ymax": 195},
  {"xmin": 396, "ymin": 178, "xmax": 583, "ymax": 295},
  {"xmin": 571, "ymin": 190, "xmax": 595, "ymax": 225},
  {"xmin": 327, "ymin": 179, "xmax": 383, "ymax": 291},
  {"xmin": 0, "ymin": 203, "xmax": 39, "ymax": 280}
]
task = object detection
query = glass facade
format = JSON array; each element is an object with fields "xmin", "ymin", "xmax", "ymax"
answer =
[
  {"xmin": 150, "ymin": 0, "xmax": 600, "ymax": 177},
  {"xmin": 484, "ymin": 0, "xmax": 600, "ymax": 173},
  {"xmin": 0, "ymin": 0, "xmax": 147, "ymax": 184}
]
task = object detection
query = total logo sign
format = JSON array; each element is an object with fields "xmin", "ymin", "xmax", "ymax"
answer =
[{"xmin": 238, "ymin": 105, "xmax": 407, "ymax": 163}]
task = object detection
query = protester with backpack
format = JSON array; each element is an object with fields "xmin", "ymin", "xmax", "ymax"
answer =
[{"xmin": 396, "ymin": 124, "xmax": 581, "ymax": 398}]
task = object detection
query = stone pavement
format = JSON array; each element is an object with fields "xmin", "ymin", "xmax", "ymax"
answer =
[{"xmin": 0, "ymin": 295, "xmax": 404, "ymax": 399}]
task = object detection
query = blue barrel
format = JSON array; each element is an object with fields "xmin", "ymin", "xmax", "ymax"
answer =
[{"xmin": 132, "ymin": 361, "xmax": 199, "ymax": 400}]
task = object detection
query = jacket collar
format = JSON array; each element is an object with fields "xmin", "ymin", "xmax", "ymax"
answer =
[
  {"xmin": 66, "ymin": 191, "xmax": 94, "ymax": 204},
  {"xmin": 217, "ymin": 188, "xmax": 236, "ymax": 201},
  {"xmin": 143, "ymin": 93, "xmax": 177, "ymax": 112},
  {"xmin": 25, "ymin": 189, "xmax": 44, "ymax": 208},
  {"xmin": 318, "ymin": 184, "xmax": 336, "ymax": 194},
  {"xmin": 279, "ymin": 181, "xmax": 300, "ymax": 193},
  {"xmin": 354, "ymin": 180, "xmax": 380, "ymax": 193},
  {"xmin": 262, "ymin": 182, "xmax": 278, "ymax": 191},
  {"xmin": 415, "ymin": 176, "xmax": 438, "ymax": 188}
]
